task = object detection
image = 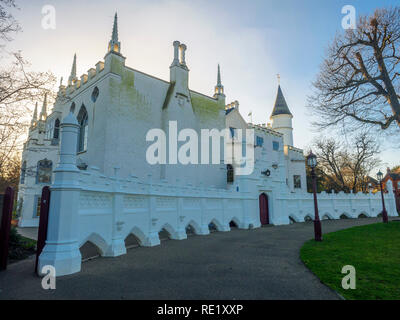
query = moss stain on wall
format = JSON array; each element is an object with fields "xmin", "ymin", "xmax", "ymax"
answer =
[
  {"xmin": 108, "ymin": 62, "xmax": 151, "ymax": 121},
  {"xmin": 190, "ymin": 93, "xmax": 224, "ymax": 124}
]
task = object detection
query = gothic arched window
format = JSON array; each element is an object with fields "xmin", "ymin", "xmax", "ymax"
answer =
[
  {"xmin": 70, "ymin": 102, "xmax": 76, "ymax": 113},
  {"xmin": 53, "ymin": 118, "xmax": 60, "ymax": 139},
  {"xmin": 20, "ymin": 161, "xmax": 26, "ymax": 184},
  {"xmin": 36, "ymin": 159, "xmax": 52, "ymax": 184},
  {"xmin": 77, "ymin": 105, "xmax": 88, "ymax": 153},
  {"xmin": 91, "ymin": 86, "xmax": 99, "ymax": 102}
]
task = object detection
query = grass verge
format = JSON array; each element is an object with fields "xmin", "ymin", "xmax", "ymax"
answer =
[{"xmin": 300, "ymin": 222, "xmax": 400, "ymax": 300}]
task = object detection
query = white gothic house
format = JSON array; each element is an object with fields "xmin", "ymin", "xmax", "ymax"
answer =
[{"xmin": 16, "ymin": 14, "xmax": 397, "ymax": 276}]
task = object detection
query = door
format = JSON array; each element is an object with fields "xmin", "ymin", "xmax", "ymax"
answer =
[{"xmin": 259, "ymin": 193, "xmax": 269, "ymax": 225}]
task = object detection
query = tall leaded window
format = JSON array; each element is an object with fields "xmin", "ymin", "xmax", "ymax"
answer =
[
  {"xmin": 20, "ymin": 161, "xmax": 26, "ymax": 184},
  {"xmin": 77, "ymin": 105, "xmax": 88, "ymax": 152},
  {"xmin": 91, "ymin": 86, "xmax": 99, "ymax": 102},
  {"xmin": 46, "ymin": 121, "xmax": 54, "ymax": 139},
  {"xmin": 36, "ymin": 159, "xmax": 52, "ymax": 184},
  {"xmin": 53, "ymin": 118, "xmax": 60, "ymax": 139}
]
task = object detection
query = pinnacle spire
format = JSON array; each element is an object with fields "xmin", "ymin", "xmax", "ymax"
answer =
[
  {"xmin": 68, "ymin": 54, "xmax": 77, "ymax": 85},
  {"xmin": 214, "ymin": 64, "xmax": 224, "ymax": 97},
  {"xmin": 108, "ymin": 12, "xmax": 121, "ymax": 54},
  {"xmin": 217, "ymin": 64, "xmax": 222, "ymax": 86},
  {"xmin": 271, "ymin": 85, "xmax": 292, "ymax": 118},
  {"xmin": 112, "ymin": 12, "xmax": 118, "ymax": 42},
  {"xmin": 31, "ymin": 102, "xmax": 38, "ymax": 126},
  {"xmin": 40, "ymin": 93, "xmax": 47, "ymax": 120}
]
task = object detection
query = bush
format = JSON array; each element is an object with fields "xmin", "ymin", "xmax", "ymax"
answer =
[{"xmin": 8, "ymin": 227, "xmax": 36, "ymax": 261}]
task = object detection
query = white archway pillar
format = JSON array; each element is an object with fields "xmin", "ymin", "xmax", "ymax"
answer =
[{"xmin": 38, "ymin": 113, "xmax": 82, "ymax": 276}]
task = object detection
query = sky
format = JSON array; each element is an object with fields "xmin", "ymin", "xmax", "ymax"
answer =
[{"xmin": 6, "ymin": 0, "xmax": 400, "ymax": 170}]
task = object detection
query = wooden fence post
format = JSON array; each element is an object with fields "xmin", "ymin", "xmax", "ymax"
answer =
[{"xmin": 35, "ymin": 186, "xmax": 51, "ymax": 275}]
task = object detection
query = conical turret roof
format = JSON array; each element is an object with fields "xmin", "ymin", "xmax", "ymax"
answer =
[{"xmin": 271, "ymin": 85, "xmax": 292, "ymax": 117}]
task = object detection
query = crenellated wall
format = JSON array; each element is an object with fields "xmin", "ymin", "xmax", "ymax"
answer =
[
  {"xmin": 275, "ymin": 189, "xmax": 397, "ymax": 224},
  {"xmin": 76, "ymin": 166, "xmax": 259, "ymax": 258},
  {"xmin": 38, "ymin": 113, "xmax": 398, "ymax": 277}
]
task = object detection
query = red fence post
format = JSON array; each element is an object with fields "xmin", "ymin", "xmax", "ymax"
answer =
[
  {"xmin": 0, "ymin": 187, "xmax": 15, "ymax": 271},
  {"xmin": 35, "ymin": 186, "xmax": 51, "ymax": 275}
]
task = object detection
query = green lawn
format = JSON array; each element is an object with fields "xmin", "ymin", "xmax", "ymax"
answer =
[{"xmin": 300, "ymin": 222, "xmax": 400, "ymax": 300}]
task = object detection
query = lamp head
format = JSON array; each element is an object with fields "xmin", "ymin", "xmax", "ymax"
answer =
[
  {"xmin": 377, "ymin": 170, "xmax": 383, "ymax": 181},
  {"xmin": 307, "ymin": 151, "xmax": 317, "ymax": 169}
]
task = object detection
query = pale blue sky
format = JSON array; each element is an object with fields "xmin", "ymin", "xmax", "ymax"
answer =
[{"xmin": 7, "ymin": 0, "xmax": 400, "ymax": 169}]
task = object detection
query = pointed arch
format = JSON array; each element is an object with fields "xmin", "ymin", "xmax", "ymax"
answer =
[
  {"xmin": 159, "ymin": 223, "xmax": 178, "ymax": 241},
  {"xmin": 209, "ymin": 218, "xmax": 224, "ymax": 232},
  {"xmin": 340, "ymin": 213, "xmax": 351, "ymax": 219},
  {"xmin": 358, "ymin": 213, "xmax": 368, "ymax": 219},
  {"xmin": 79, "ymin": 233, "xmax": 108, "ymax": 259},
  {"xmin": 77, "ymin": 105, "xmax": 88, "ymax": 152},
  {"xmin": 322, "ymin": 213, "xmax": 334, "ymax": 220},
  {"xmin": 91, "ymin": 86, "xmax": 100, "ymax": 102},
  {"xmin": 53, "ymin": 118, "xmax": 60, "ymax": 139},
  {"xmin": 229, "ymin": 217, "xmax": 241, "ymax": 228},
  {"xmin": 124, "ymin": 226, "xmax": 147, "ymax": 248},
  {"xmin": 185, "ymin": 220, "xmax": 202, "ymax": 235},
  {"xmin": 304, "ymin": 215, "xmax": 313, "ymax": 222}
]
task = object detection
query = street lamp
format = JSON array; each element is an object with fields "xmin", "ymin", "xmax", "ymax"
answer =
[
  {"xmin": 377, "ymin": 170, "xmax": 389, "ymax": 223},
  {"xmin": 307, "ymin": 151, "xmax": 322, "ymax": 241}
]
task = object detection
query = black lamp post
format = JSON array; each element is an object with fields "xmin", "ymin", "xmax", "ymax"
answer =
[
  {"xmin": 307, "ymin": 151, "xmax": 322, "ymax": 241},
  {"xmin": 377, "ymin": 170, "xmax": 389, "ymax": 223}
]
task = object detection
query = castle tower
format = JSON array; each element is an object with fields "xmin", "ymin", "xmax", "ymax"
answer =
[{"xmin": 270, "ymin": 85, "xmax": 293, "ymax": 146}]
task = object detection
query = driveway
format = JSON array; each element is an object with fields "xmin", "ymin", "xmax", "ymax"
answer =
[{"xmin": 0, "ymin": 218, "xmax": 392, "ymax": 299}]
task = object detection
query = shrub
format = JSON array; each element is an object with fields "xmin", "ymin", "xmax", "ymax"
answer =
[{"xmin": 8, "ymin": 227, "xmax": 36, "ymax": 260}]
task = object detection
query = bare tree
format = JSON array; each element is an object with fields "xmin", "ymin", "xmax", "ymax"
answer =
[
  {"xmin": 311, "ymin": 133, "xmax": 382, "ymax": 193},
  {"xmin": 0, "ymin": 0, "xmax": 20, "ymax": 43},
  {"xmin": 0, "ymin": 152, "xmax": 20, "ymax": 190},
  {"xmin": 0, "ymin": 0, "xmax": 56, "ymax": 186},
  {"xmin": 309, "ymin": 7, "xmax": 400, "ymax": 134}
]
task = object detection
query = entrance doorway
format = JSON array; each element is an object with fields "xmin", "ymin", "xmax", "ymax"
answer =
[{"xmin": 259, "ymin": 193, "xmax": 269, "ymax": 225}]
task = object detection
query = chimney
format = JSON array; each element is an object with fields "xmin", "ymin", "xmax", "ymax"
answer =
[
  {"xmin": 169, "ymin": 41, "xmax": 189, "ymax": 93},
  {"xmin": 179, "ymin": 44, "xmax": 187, "ymax": 69},
  {"xmin": 171, "ymin": 41, "xmax": 180, "ymax": 67}
]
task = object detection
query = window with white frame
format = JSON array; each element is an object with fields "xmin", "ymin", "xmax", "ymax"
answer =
[{"xmin": 294, "ymin": 175, "xmax": 301, "ymax": 189}]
